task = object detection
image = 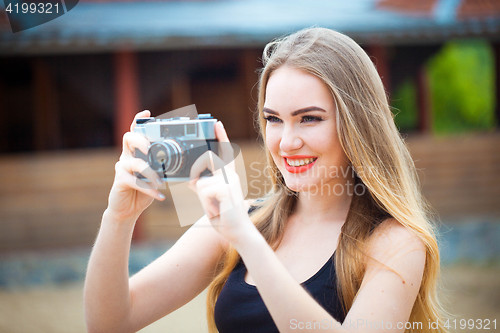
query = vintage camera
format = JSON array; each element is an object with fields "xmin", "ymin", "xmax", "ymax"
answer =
[{"xmin": 133, "ymin": 114, "xmax": 218, "ymax": 181}]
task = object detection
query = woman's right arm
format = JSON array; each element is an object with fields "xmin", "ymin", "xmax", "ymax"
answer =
[{"xmin": 84, "ymin": 111, "xmax": 228, "ymax": 333}]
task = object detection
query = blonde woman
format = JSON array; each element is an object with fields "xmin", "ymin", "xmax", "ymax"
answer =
[{"xmin": 84, "ymin": 27, "xmax": 447, "ymax": 333}]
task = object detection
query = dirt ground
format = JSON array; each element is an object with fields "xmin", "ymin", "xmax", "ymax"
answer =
[{"xmin": 0, "ymin": 264, "xmax": 498, "ymax": 333}]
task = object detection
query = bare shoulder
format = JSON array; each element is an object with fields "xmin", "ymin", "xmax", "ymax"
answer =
[
  {"xmin": 367, "ymin": 218, "xmax": 426, "ymax": 256},
  {"xmin": 363, "ymin": 218, "xmax": 426, "ymax": 283},
  {"xmin": 348, "ymin": 222, "xmax": 428, "ymax": 326}
]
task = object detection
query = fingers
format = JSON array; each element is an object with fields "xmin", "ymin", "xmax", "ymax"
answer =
[
  {"xmin": 195, "ymin": 176, "xmax": 229, "ymax": 218},
  {"xmin": 192, "ymin": 162, "xmax": 241, "ymax": 198},
  {"xmin": 215, "ymin": 121, "xmax": 229, "ymax": 142},
  {"xmin": 130, "ymin": 110, "xmax": 151, "ymax": 132},
  {"xmin": 188, "ymin": 122, "xmax": 235, "ymax": 181},
  {"xmin": 195, "ymin": 173, "xmax": 243, "ymax": 220},
  {"xmin": 189, "ymin": 150, "xmax": 227, "ymax": 182},
  {"xmin": 120, "ymin": 171, "xmax": 165, "ymax": 201},
  {"xmin": 116, "ymin": 157, "xmax": 163, "ymax": 189},
  {"xmin": 123, "ymin": 110, "xmax": 152, "ymax": 158},
  {"xmin": 214, "ymin": 122, "xmax": 236, "ymax": 166},
  {"xmin": 122, "ymin": 131, "xmax": 151, "ymax": 158}
]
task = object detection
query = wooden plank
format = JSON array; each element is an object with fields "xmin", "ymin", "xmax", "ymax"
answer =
[{"xmin": 0, "ymin": 134, "xmax": 499, "ymax": 252}]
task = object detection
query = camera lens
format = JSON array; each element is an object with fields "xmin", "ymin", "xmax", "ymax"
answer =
[{"xmin": 148, "ymin": 140, "xmax": 184, "ymax": 176}]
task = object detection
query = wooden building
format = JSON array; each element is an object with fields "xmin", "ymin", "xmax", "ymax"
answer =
[{"xmin": 0, "ymin": 0, "xmax": 499, "ymax": 251}]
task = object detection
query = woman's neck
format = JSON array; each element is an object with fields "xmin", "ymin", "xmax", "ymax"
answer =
[{"xmin": 294, "ymin": 177, "xmax": 354, "ymax": 224}]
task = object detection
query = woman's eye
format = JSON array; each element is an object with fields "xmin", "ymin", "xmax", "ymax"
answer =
[
  {"xmin": 301, "ymin": 115, "xmax": 323, "ymax": 123},
  {"xmin": 263, "ymin": 115, "xmax": 282, "ymax": 123}
]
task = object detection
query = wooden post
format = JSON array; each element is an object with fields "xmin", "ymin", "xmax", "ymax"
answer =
[
  {"xmin": 33, "ymin": 58, "xmax": 61, "ymax": 150},
  {"xmin": 494, "ymin": 42, "xmax": 500, "ymax": 129},
  {"xmin": 416, "ymin": 65, "xmax": 432, "ymax": 133},
  {"xmin": 239, "ymin": 49, "xmax": 260, "ymax": 138},
  {"xmin": 171, "ymin": 74, "xmax": 191, "ymax": 109},
  {"xmin": 114, "ymin": 50, "xmax": 140, "ymax": 146},
  {"xmin": 0, "ymin": 78, "xmax": 5, "ymax": 152},
  {"xmin": 114, "ymin": 50, "xmax": 142, "ymax": 240},
  {"xmin": 369, "ymin": 44, "xmax": 391, "ymax": 97}
]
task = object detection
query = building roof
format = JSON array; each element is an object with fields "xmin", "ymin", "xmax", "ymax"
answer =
[{"xmin": 1, "ymin": 0, "xmax": 499, "ymax": 55}]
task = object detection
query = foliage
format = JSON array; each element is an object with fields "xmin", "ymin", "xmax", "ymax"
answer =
[
  {"xmin": 427, "ymin": 39, "xmax": 495, "ymax": 133},
  {"xmin": 391, "ymin": 39, "xmax": 496, "ymax": 134},
  {"xmin": 392, "ymin": 79, "xmax": 418, "ymax": 132}
]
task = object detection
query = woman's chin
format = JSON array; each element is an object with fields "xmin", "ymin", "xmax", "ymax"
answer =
[{"xmin": 283, "ymin": 179, "xmax": 317, "ymax": 193}]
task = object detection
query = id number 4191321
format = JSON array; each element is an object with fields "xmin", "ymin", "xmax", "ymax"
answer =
[
  {"xmin": 5, "ymin": 1, "xmax": 61, "ymax": 15},
  {"xmin": 444, "ymin": 318, "xmax": 496, "ymax": 330}
]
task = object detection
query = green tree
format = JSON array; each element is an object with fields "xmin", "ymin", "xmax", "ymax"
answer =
[
  {"xmin": 392, "ymin": 79, "xmax": 418, "ymax": 132},
  {"xmin": 426, "ymin": 39, "xmax": 495, "ymax": 134}
]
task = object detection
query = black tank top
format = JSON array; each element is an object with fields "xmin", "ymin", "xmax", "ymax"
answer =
[{"xmin": 214, "ymin": 251, "xmax": 345, "ymax": 332}]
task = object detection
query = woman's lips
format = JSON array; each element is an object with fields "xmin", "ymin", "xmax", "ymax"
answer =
[{"xmin": 282, "ymin": 156, "xmax": 318, "ymax": 174}]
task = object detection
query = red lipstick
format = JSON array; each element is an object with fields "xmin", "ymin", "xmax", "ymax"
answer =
[{"xmin": 282, "ymin": 155, "xmax": 317, "ymax": 174}]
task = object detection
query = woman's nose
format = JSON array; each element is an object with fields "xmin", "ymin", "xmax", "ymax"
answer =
[{"xmin": 279, "ymin": 126, "xmax": 303, "ymax": 152}]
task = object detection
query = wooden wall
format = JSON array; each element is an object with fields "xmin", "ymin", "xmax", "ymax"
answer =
[
  {"xmin": 408, "ymin": 133, "xmax": 500, "ymax": 218},
  {"xmin": 0, "ymin": 133, "xmax": 499, "ymax": 252},
  {"xmin": 0, "ymin": 149, "xmax": 116, "ymax": 252}
]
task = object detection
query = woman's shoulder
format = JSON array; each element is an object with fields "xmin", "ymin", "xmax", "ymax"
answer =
[
  {"xmin": 365, "ymin": 218, "xmax": 426, "ymax": 264},
  {"xmin": 370, "ymin": 217, "xmax": 425, "ymax": 243},
  {"xmin": 359, "ymin": 218, "xmax": 427, "ymax": 310}
]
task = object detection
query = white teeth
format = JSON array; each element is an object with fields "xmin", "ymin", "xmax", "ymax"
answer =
[{"xmin": 286, "ymin": 158, "xmax": 315, "ymax": 167}]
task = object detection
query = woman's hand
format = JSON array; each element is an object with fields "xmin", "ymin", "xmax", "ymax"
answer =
[
  {"xmin": 190, "ymin": 122, "xmax": 255, "ymax": 245},
  {"xmin": 107, "ymin": 110, "xmax": 165, "ymax": 223}
]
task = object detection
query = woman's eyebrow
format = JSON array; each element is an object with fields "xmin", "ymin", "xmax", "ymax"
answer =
[{"xmin": 262, "ymin": 106, "xmax": 326, "ymax": 116}]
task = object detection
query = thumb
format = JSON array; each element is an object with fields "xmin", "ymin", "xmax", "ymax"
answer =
[
  {"xmin": 215, "ymin": 121, "xmax": 229, "ymax": 143},
  {"xmin": 214, "ymin": 121, "xmax": 235, "ymax": 167}
]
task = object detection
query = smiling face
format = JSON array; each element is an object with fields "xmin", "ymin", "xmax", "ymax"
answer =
[{"xmin": 263, "ymin": 66, "xmax": 350, "ymax": 193}]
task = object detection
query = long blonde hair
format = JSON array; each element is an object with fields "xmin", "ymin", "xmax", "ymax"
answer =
[{"xmin": 206, "ymin": 27, "xmax": 447, "ymax": 333}]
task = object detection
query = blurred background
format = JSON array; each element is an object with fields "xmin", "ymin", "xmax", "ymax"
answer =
[{"xmin": 0, "ymin": 0, "xmax": 499, "ymax": 332}]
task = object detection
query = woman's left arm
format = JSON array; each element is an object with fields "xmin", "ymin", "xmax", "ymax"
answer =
[{"xmin": 193, "ymin": 123, "xmax": 426, "ymax": 333}]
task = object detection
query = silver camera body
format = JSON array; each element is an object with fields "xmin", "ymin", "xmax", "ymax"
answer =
[{"xmin": 133, "ymin": 114, "xmax": 218, "ymax": 181}]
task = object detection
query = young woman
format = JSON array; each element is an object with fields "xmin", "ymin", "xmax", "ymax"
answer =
[{"xmin": 84, "ymin": 27, "xmax": 447, "ymax": 333}]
